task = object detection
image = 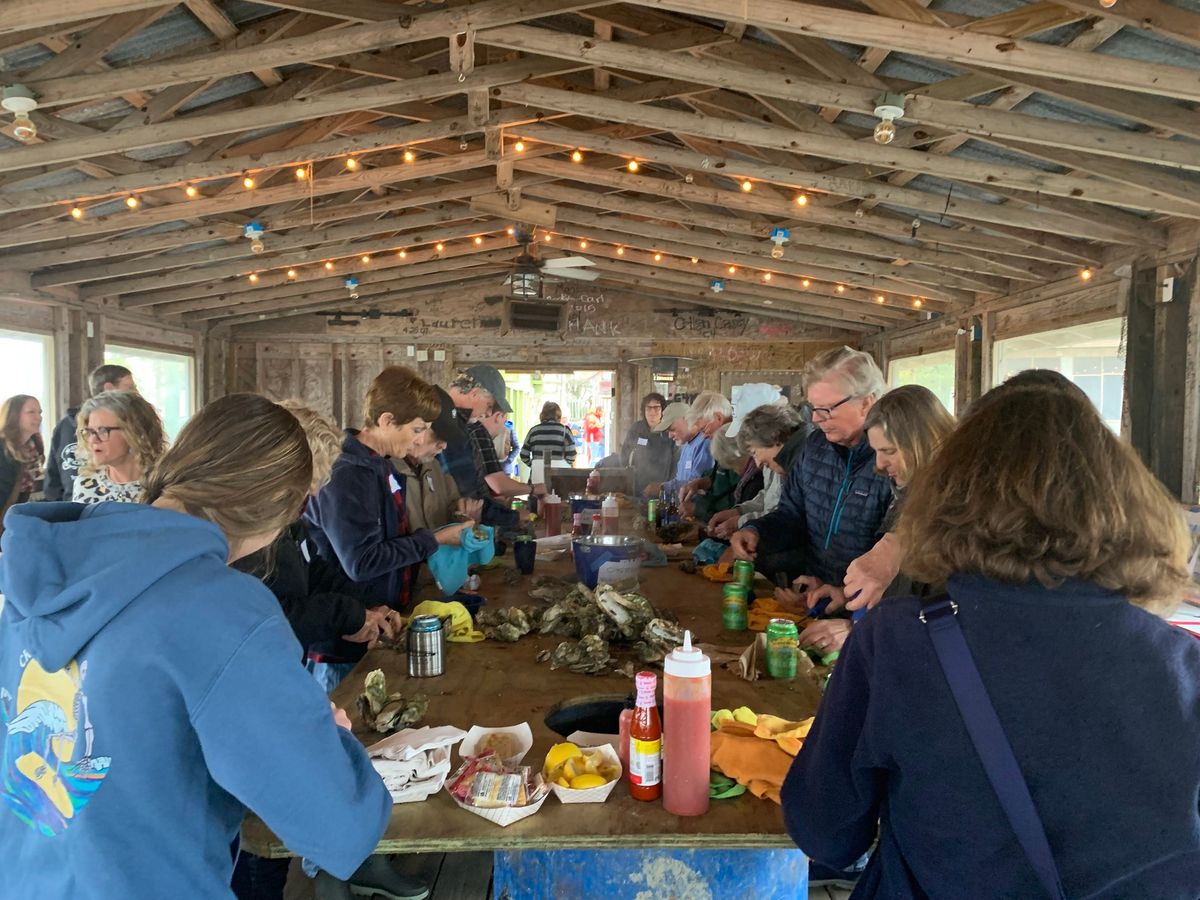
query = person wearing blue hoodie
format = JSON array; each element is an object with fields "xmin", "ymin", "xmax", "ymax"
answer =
[{"xmin": 0, "ymin": 393, "xmax": 391, "ymax": 900}]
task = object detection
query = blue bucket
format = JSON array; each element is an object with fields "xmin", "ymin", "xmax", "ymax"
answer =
[{"xmin": 573, "ymin": 535, "xmax": 643, "ymax": 591}]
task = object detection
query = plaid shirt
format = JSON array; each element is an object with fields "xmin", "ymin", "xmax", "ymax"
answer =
[{"xmin": 468, "ymin": 421, "xmax": 503, "ymax": 476}]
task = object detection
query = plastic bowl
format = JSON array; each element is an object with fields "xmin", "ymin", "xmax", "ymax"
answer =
[{"xmin": 572, "ymin": 535, "xmax": 643, "ymax": 590}]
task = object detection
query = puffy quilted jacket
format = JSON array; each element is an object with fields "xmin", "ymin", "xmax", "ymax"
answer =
[{"xmin": 747, "ymin": 430, "xmax": 892, "ymax": 585}]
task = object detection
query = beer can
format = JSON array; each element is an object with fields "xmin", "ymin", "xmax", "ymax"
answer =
[
  {"xmin": 647, "ymin": 498, "xmax": 659, "ymax": 525},
  {"xmin": 766, "ymin": 618, "xmax": 800, "ymax": 679},
  {"xmin": 407, "ymin": 614, "xmax": 445, "ymax": 677},
  {"xmin": 733, "ymin": 559, "xmax": 755, "ymax": 588},
  {"xmin": 722, "ymin": 583, "xmax": 749, "ymax": 631}
]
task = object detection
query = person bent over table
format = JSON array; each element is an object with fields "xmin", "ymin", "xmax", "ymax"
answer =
[
  {"xmin": 642, "ymin": 400, "xmax": 714, "ymax": 500},
  {"xmin": 730, "ymin": 347, "xmax": 892, "ymax": 654}
]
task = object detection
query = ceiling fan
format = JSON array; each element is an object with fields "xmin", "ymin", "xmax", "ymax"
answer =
[
  {"xmin": 503, "ymin": 229, "xmax": 598, "ymax": 299},
  {"xmin": 313, "ymin": 307, "xmax": 417, "ymax": 326}
]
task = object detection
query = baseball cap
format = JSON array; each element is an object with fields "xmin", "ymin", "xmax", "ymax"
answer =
[
  {"xmin": 652, "ymin": 400, "xmax": 692, "ymax": 432},
  {"xmin": 726, "ymin": 383, "xmax": 786, "ymax": 437},
  {"xmin": 431, "ymin": 386, "xmax": 468, "ymax": 445},
  {"xmin": 464, "ymin": 364, "xmax": 512, "ymax": 413}
]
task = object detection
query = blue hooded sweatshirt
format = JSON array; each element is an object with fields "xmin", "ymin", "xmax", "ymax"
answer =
[{"xmin": 0, "ymin": 502, "xmax": 391, "ymax": 899}]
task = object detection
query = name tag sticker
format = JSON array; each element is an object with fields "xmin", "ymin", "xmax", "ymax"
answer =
[
  {"xmin": 854, "ymin": 489, "xmax": 869, "ymax": 497},
  {"xmin": 388, "ymin": 474, "xmax": 402, "ymax": 493},
  {"xmin": 637, "ymin": 438, "xmax": 649, "ymax": 446}
]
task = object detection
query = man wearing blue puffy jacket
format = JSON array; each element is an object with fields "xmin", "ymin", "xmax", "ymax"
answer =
[{"xmin": 731, "ymin": 347, "xmax": 893, "ymax": 655}]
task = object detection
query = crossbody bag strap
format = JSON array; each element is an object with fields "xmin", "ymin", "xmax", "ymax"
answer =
[{"xmin": 920, "ymin": 596, "xmax": 1067, "ymax": 900}]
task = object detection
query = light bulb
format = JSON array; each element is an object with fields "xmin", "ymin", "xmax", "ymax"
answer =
[
  {"xmin": 1080, "ymin": 268, "xmax": 1093, "ymax": 281},
  {"xmin": 70, "ymin": 206, "xmax": 84, "ymax": 220},
  {"xmin": 654, "ymin": 252, "xmax": 662, "ymax": 262},
  {"xmin": 398, "ymin": 249, "xmax": 407, "ymax": 259},
  {"xmin": 543, "ymin": 233, "xmax": 551, "ymax": 242},
  {"xmin": 801, "ymin": 279, "xmax": 810, "ymax": 288},
  {"xmin": 836, "ymin": 284, "xmax": 845, "ymax": 293},
  {"xmin": 360, "ymin": 255, "xmax": 371, "ymax": 264},
  {"xmin": 873, "ymin": 119, "xmax": 896, "ymax": 145},
  {"xmin": 728, "ymin": 265, "xmax": 736, "ymax": 274},
  {"xmin": 345, "ymin": 157, "xmax": 359, "ymax": 171},
  {"xmin": 763, "ymin": 272, "xmax": 772, "ymax": 281},
  {"xmin": 796, "ymin": 194, "xmax": 808, "ymax": 206},
  {"xmin": 506, "ymin": 227, "xmax": 515, "ymax": 236},
  {"xmin": 770, "ymin": 245, "xmax": 784, "ymax": 260},
  {"xmin": 459, "ymin": 139, "xmax": 469, "ymax": 151},
  {"xmin": 1099, "ymin": 0, "xmax": 1117, "ymax": 7},
  {"xmin": 691, "ymin": 257, "xmax": 699, "ymax": 264},
  {"xmin": 12, "ymin": 114, "xmax": 36, "ymax": 143},
  {"xmin": 294, "ymin": 167, "xmax": 308, "ymax": 180},
  {"xmin": 627, "ymin": 160, "xmax": 639, "ymax": 173},
  {"xmin": 403, "ymin": 150, "xmax": 415, "ymax": 163},
  {"xmin": 579, "ymin": 240, "xmax": 588, "ymax": 249},
  {"xmin": 684, "ymin": 173, "xmax": 694, "ymax": 184},
  {"xmin": 250, "ymin": 238, "xmax": 265, "ymax": 254},
  {"xmin": 184, "ymin": 185, "xmax": 199, "ymax": 198},
  {"xmin": 243, "ymin": 176, "xmax": 256, "ymax": 190},
  {"xmin": 876, "ymin": 294, "xmax": 885, "ymax": 304},
  {"xmin": 741, "ymin": 180, "xmax": 753, "ymax": 192},
  {"xmin": 913, "ymin": 298, "xmax": 923, "ymax": 308},
  {"xmin": 474, "ymin": 236, "xmax": 484, "ymax": 245},
  {"xmin": 514, "ymin": 141, "xmax": 526, "ymax": 153},
  {"xmin": 324, "ymin": 261, "xmax": 334, "ymax": 270},
  {"xmin": 617, "ymin": 247, "xmax": 625, "ymax": 256},
  {"xmin": 125, "ymin": 195, "xmax": 139, "ymax": 209},
  {"xmin": 435, "ymin": 242, "xmax": 444, "ymax": 251},
  {"xmin": 287, "ymin": 269, "xmax": 297, "ymax": 279},
  {"xmin": 249, "ymin": 273, "xmax": 259, "ymax": 283},
  {"xmin": 571, "ymin": 150, "xmax": 583, "ymax": 163}
]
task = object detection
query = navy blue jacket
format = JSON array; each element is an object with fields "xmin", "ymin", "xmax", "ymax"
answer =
[
  {"xmin": 304, "ymin": 431, "xmax": 438, "ymax": 611},
  {"xmin": 42, "ymin": 409, "xmax": 80, "ymax": 501},
  {"xmin": 783, "ymin": 576, "xmax": 1200, "ymax": 898},
  {"xmin": 747, "ymin": 430, "xmax": 892, "ymax": 585}
]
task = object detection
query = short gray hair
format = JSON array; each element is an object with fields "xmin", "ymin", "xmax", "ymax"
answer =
[
  {"xmin": 687, "ymin": 390, "xmax": 733, "ymax": 426},
  {"xmin": 736, "ymin": 404, "xmax": 805, "ymax": 452},
  {"xmin": 710, "ymin": 426, "xmax": 744, "ymax": 469},
  {"xmin": 803, "ymin": 346, "xmax": 887, "ymax": 401}
]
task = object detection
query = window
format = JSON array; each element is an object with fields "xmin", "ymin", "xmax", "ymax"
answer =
[
  {"xmin": 992, "ymin": 318, "xmax": 1125, "ymax": 432},
  {"xmin": 0, "ymin": 328, "xmax": 55, "ymax": 444},
  {"xmin": 888, "ymin": 349, "xmax": 956, "ymax": 413},
  {"xmin": 104, "ymin": 344, "xmax": 194, "ymax": 439}
]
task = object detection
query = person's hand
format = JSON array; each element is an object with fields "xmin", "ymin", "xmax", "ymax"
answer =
[
  {"xmin": 643, "ymin": 481, "xmax": 663, "ymax": 498},
  {"xmin": 680, "ymin": 499, "xmax": 695, "ymax": 519},
  {"xmin": 799, "ymin": 618, "xmax": 852, "ymax": 655},
  {"xmin": 331, "ymin": 702, "xmax": 352, "ymax": 731},
  {"xmin": 789, "ymin": 575, "xmax": 822, "ymax": 606},
  {"xmin": 806, "ymin": 582, "xmax": 847, "ymax": 614},
  {"xmin": 436, "ymin": 520, "xmax": 474, "ymax": 546},
  {"xmin": 341, "ymin": 610, "xmax": 381, "ymax": 645},
  {"xmin": 528, "ymin": 482, "xmax": 547, "ymax": 497},
  {"xmin": 456, "ymin": 497, "xmax": 483, "ymax": 523},
  {"xmin": 730, "ymin": 528, "xmax": 759, "ymax": 560},
  {"xmin": 366, "ymin": 606, "xmax": 399, "ymax": 642},
  {"xmin": 773, "ymin": 586, "xmax": 806, "ymax": 609},
  {"xmin": 844, "ymin": 533, "xmax": 903, "ymax": 611},
  {"xmin": 680, "ymin": 477, "xmax": 710, "ymax": 503}
]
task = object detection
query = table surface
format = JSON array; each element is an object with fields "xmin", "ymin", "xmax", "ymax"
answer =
[{"xmin": 242, "ymin": 546, "xmax": 821, "ymax": 857}]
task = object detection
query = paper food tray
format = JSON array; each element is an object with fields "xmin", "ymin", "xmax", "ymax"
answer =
[
  {"xmin": 458, "ymin": 722, "xmax": 533, "ymax": 767},
  {"xmin": 547, "ymin": 744, "xmax": 622, "ymax": 805},
  {"xmin": 450, "ymin": 791, "xmax": 548, "ymax": 827}
]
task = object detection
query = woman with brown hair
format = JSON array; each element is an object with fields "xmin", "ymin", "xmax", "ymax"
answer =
[
  {"xmin": 72, "ymin": 390, "xmax": 167, "ymax": 504},
  {"xmin": 520, "ymin": 400, "xmax": 577, "ymax": 469},
  {"xmin": 0, "ymin": 394, "xmax": 44, "ymax": 530},
  {"xmin": 0, "ymin": 393, "xmax": 391, "ymax": 899},
  {"xmin": 782, "ymin": 381, "xmax": 1200, "ymax": 898}
]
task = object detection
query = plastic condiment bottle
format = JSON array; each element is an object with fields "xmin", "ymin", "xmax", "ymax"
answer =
[
  {"xmin": 542, "ymin": 491, "xmax": 562, "ymax": 537},
  {"xmin": 662, "ymin": 630, "xmax": 711, "ymax": 817},
  {"xmin": 628, "ymin": 671, "xmax": 662, "ymax": 801},
  {"xmin": 602, "ymin": 492, "xmax": 620, "ymax": 536}
]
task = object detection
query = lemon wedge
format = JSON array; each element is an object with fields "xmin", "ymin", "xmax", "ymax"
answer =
[
  {"xmin": 544, "ymin": 742, "xmax": 581, "ymax": 772},
  {"xmin": 569, "ymin": 773, "xmax": 608, "ymax": 790}
]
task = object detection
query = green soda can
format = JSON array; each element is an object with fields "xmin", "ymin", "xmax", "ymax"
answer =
[
  {"xmin": 733, "ymin": 559, "xmax": 755, "ymax": 589},
  {"xmin": 722, "ymin": 583, "xmax": 749, "ymax": 631},
  {"xmin": 647, "ymin": 498, "xmax": 658, "ymax": 525},
  {"xmin": 511, "ymin": 498, "xmax": 525, "ymax": 512},
  {"xmin": 766, "ymin": 618, "xmax": 800, "ymax": 679}
]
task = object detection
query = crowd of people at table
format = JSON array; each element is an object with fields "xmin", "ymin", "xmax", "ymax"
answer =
[{"xmin": 0, "ymin": 346, "xmax": 1195, "ymax": 900}]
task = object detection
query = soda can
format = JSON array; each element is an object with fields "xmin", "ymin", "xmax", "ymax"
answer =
[
  {"xmin": 722, "ymin": 583, "xmax": 749, "ymax": 631},
  {"xmin": 733, "ymin": 559, "xmax": 755, "ymax": 588},
  {"xmin": 766, "ymin": 618, "xmax": 800, "ymax": 679},
  {"xmin": 511, "ymin": 498, "xmax": 525, "ymax": 512},
  {"xmin": 647, "ymin": 498, "xmax": 659, "ymax": 525}
]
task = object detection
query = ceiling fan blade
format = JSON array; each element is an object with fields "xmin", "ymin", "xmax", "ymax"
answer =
[
  {"xmin": 551, "ymin": 268, "xmax": 600, "ymax": 281},
  {"xmin": 542, "ymin": 256, "xmax": 594, "ymax": 269}
]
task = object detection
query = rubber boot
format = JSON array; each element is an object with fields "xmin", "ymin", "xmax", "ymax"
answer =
[{"xmin": 347, "ymin": 855, "xmax": 431, "ymax": 900}]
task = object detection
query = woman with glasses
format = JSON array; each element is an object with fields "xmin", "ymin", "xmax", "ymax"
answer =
[
  {"xmin": 612, "ymin": 392, "xmax": 676, "ymax": 493},
  {"xmin": 0, "ymin": 394, "xmax": 44, "ymax": 533},
  {"xmin": 72, "ymin": 391, "xmax": 167, "ymax": 504}
]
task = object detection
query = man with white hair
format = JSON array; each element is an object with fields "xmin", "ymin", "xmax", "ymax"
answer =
[
  {"xmin": 731, "ymin": 348, "xmax": 893, "ymax": 651},
  {"xmin": 642, "ymin": 399, "xmax": 714, "ymax": 499},
  {"xmin": 688, "ymin": 390, "xmax": 733, "ymax": 440}
]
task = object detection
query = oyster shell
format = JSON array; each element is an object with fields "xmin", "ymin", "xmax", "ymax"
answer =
[
  {"xmin": 361, "ymin": 669, "xmax": 388, "ymax": 716},
  {"xmin": 476, "ymin": 606, "xmax": 533, "ymax": 642},
  {"xmin": 595, "ymin": 584, "xmax": 655, "ymax": 639},
  {"xmin": 539, "ymin": 635, "xmax": 613, "ymax": 675},
  {"xmin": 632, "ymin": 617, "xmax": 686, "ymax": 663},
  {"xmin": 373, "ymin": 693, "xmax": 427, "ymax": 734},
  {"xmin": 527, "ymin": 574, "xmax": 576, "ymax": 603}
]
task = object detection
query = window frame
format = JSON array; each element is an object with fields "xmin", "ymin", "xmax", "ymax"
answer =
[
  {"xmin": 0, "ymin": 326, "xmax": 57, "ymax": 446},
  {"xmin": 103, "ymin": 342, "xmax": 196, "ymax": 440}
]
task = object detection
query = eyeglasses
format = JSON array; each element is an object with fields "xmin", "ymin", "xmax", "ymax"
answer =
[
  {"xmin": 645, "ymin": 405, "xmax": 663, "ymax": 411},
  {"xmin": 83, "ymin": 426, "xmax": 122, "ymax": 441},
  {"xmin": 810, "ymin": 396, "xmax": 854, "ymax": 423}
]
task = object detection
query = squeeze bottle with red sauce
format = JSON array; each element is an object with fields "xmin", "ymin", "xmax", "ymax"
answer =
[
  {"xmin": 662, "ymin": 630, "xmax": 711, "ymax": 816},
  {"xmin": 542, "ymin": 491, "xmax": 562, "ymax": 537},
  {"xmin": 628, "ymin": 671, "xmax": 662, "ymax": 801}
]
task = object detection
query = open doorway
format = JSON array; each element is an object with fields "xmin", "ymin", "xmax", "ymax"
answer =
[{"xmin": 500, "ymin": 369, "xmax": 614, "ymax": 478}]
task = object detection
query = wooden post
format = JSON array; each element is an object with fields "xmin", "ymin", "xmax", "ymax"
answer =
[
  {"xmin": 1185, "ymin": 267, "xmax": 1200, "ymax": 503},
  {"xmin": 952, "ymin": 318, "xmax": 982, "ymax": 416}
]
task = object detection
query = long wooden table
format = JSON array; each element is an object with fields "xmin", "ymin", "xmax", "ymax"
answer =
[{"xmin": 242, "ymin": 555, "xmax": 821, "ymax": 857}]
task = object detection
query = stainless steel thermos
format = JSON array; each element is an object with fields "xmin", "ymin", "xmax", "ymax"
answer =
[{"xmin": 407, "ymin": 614, "xmax": 445, "ymax": 677}]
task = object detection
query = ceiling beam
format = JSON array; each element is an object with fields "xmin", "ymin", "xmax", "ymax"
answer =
[{"xmin": 0, "ymin": 0, "xmax": 166, "ymax": 34}]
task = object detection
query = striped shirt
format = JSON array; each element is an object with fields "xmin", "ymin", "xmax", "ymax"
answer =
[{"xmin": 520, "ymin": 422, "xmax": 577, "ymax": 467}]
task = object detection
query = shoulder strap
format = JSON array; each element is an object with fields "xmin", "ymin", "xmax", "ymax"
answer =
[{"xmin": 920, "ymin": 596, "xmax": 1067, "ymax": 900}]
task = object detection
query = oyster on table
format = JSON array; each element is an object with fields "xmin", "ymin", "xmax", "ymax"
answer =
[
  {"xmin": 595, "ymin": 584, "xmax": 655, "ymax": 639},
  {"xmin": 538, "ymin": 634, "xmax": 613, "ymax": 675},
  {"xmin": 527, "ymin": 573, "xmax": 576, "ymax": 603},
  {"xmin": 476, "ymin": 606, "xmax": 534, "ymax": 642},
  {"xmin": 356, "ymin": 669, "xmax": 427, "ymax": 734},
  {"xmin": 633, "ymin": 617, "xmax": 685, "ymax": 663}
]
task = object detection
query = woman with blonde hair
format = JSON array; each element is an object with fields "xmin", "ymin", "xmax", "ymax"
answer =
[
  {"xmin": 0, "ymin": 393, "xmax": 390, "ymax": 899},
  {"xmin": 72, "ymin": 390, "xmax": 167, "ymax": 504},
  {"xmin": 783, "ymin": 381, "xmax": 1199, "ymax": 897},
  {"xmin": 0, "ymin": 394, "xmax": 44, "ymax": 531}
]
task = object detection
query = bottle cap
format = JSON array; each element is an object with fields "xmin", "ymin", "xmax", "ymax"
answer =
[
  {"xmin": 664, "ymin": 630, "xmax": 710, "ymax": 678},
  {"xmin": 545, "ymin": 490, "xmax": 559, "ymax": 502}
]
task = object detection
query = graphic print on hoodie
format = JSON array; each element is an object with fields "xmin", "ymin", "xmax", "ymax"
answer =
[{"xmin": 1, "ymin": 653, "xmax": 110, "ymax": 836}]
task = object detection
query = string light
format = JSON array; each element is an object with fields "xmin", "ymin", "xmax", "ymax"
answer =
[
  {"xmin": 403, "ymin": 149, "xmax": 415, "ymax": 163},
  {"xmin": 543, "ymin": 233, "xmax": 552, "ymax": 242},
  {"xmin": 294, "ymin": 167, "xmax": 308, "ymax": 180},
  {"xmin": 506, "ymin": 227, "xmax": 515, "ymax": 236},
  {"xmin": 514, "ymin": 141, "xmax": 526, "ymax": 153},
  {"xmin": 876, "ymin": 294, "xmax": 886, "ymax": 304},
  {"xmin": 1080, "ymin": 268, "xmax": 1093, "ymax": 281},
  {"xmin": 571, "ymin": 149, "xmax": 583, "ymax": 163},
  {"xmin": 360, "ymin": 255, "xmax": 371, "ymax": 264},
  {"xmin": 474, "ymin": 236, "xmax": 484, "ymax": 245},
  {"xmin": 1099, "ymin": 0, "xmax": 1117, "ymax": 7},
  {"xmin": 435, "ymin": 242, "xmax": 445, "ymax": 251},
  {"xmin": 912, "ymin": 297, "xmax": 923, "ymax": 308},
  {"xmin": 801, "ymin": 279, "xmax": 810, "ymax": 288},
  {"xmin": 728, "ymin": 265, "xmax": 737, "ymax": 274},
  {"xmin": 654, "ymin": 252, "xmax": 663, "ymax": 262},
  {"xmin": 627, "ymin": 160, "xmax": 639, "ymax": 173},
  {"xmin": 741, "ymin": 180, "xmax": 753, "ymax": 192},
  {"xmin": 579, "ymin": 240, "xmax": 588, "ymax": 249},
  {"xmin": 691, "ymin": 257, "xmax": 699, "ymax": 264},
  {"xmin": 836, "ymin": 284, "xmax": 845, "ymax": 293},
  {"xmin": 125, "ymin": 195, "xmax": 139, "ymax": 209},
  {"xmin": 795, "ymin": 194, "xmax": 808, "ymax": 207},
  {"xmin": 398, "ymin": 249, "xmax": 407, "ymax": 259},
  {"xmin": 287, "ymin": 268, "xmax": 297, "ymax": 279},
  {"xmin": 184, "ymin": 185, "xmax": 199, "ymax": 198},
  {"xmin": 345, "ymin": 157, "xmax": 359, "ymax": 171},
  {"xmin": 242, "ymin": 176, "xmax": 255, "ymax": 190},
  {"xmin": 763, "ymin": 272, "xmax": 772, "ymax": 282},
  {"xmin": 70, "ymin": 206, "xmax": 84, "ymax": 220},
  {"xmin": 324, "ymin": 261, "xmax": 334, "ymax": 271},
  {"xmin": 617, "ymin": 247, "xmax": 625, "ymax": 256},
  {"xmin": 248, "ymin": 273, "xmax": 259, "ymax": 283}
]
